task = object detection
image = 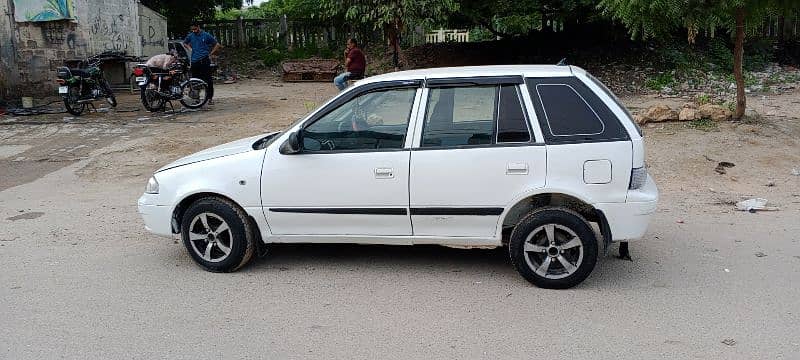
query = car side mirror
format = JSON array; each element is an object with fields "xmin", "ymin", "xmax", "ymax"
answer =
[{"xmin": 279, "ymin": 131, "xmax": 302, "ymax": 155}]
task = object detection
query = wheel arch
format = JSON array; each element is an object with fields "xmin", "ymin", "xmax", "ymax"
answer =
[
  {"xmin": 171, "ymin": 192, "xmax": 247, "ymax": 234},
  {"xmin": 499, "ymin": 190, "xmax": 612, "ymax": 249}
]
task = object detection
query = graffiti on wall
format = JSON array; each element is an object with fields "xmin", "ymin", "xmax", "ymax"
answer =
[
  {"xmin": 14, "ymin": 0, "xmax": 74, "ymax": 22},
  {"xmin": 138, "ymin": 7, "xmax": 168, "ymax": 57},
  {"xmin": 141, "ymin": 17, "xmax": 164, "ymax": 48},
  {"xmin": 89, "ymin": 13, "xmax": 133, "ymax": 52}
]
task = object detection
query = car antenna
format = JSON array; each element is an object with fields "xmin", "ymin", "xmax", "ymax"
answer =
[{"xmin": 556, "ymin": 58, "xmax": 568, "ymax": 66}]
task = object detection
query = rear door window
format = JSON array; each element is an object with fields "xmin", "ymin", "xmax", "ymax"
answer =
[
  {"xmin": 422, "ymin": 86, "xmax": 497, "ymax": 147},
  {"xmin": 497, "ymin": 85, "xmax": 531, "ymax": 143},
  {"xmin": 526, "ymin": 77, "xmax": 628, "ymax": 144},
  {"xmin": 421, "ymin": 84, "xmax": 533, "ymax": 148}
]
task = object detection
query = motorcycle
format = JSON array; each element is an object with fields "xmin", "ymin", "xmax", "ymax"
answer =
[
  {"xmin": 55, "ymin": 54, "xmax": 117, "ymax": 116},
  {"xmin": 134, "ymin": 59, "xmax": 209, "ymax": 112}
]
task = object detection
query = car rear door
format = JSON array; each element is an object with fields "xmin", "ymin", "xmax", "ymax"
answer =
[{"xmin": 408, "ymin": 76, "xmax": 547, "ymax": 239}]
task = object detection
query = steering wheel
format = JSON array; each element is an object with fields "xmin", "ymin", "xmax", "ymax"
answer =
[{"xmin": 320, "ymin": 139, "xmax": 336, "ymax": 150}]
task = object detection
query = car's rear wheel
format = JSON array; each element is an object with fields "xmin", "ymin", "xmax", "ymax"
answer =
[
  {"xmin": 181, "ymin": 197, "xmax": 255, "ymax": 272},
  {"xmin": 509, "ymin": 207, "xmax": 598, "ymax": 289}
]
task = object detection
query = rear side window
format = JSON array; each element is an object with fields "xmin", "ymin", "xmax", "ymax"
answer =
[{"xmin": 526, "ymin": 77, "xmax": 628, "ymax": 144}]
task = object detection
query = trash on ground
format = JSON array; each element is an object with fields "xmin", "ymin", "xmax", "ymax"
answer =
[
  {"xmin": 721, "ymin": 338, "xmax": 736, "ymax": 346},
  {"xmin": 735, "ymin": 198, "xmax": 779, "ymax": 212},
  {"xmin": 136, "ymin": 117, "xmax": 150, "ymax": 121},
  {"xmin": 765, "ymin": 181, "xmax": 776, "ymax": 187},
  {"xmin": 714, "ymin": 161, "xmax": 735, "ymax": 174},
  {"xmin": 792, "ymin": 168, "xmax": 800, "ymax": 176},
  {"xmin": 755, "ymin": 252, "xmax": 767, "ymax": 257}
]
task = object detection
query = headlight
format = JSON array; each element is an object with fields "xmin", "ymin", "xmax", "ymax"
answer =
[{"xmin": 145, "ymin": 176, "xmax": 159, "ymax": 194}]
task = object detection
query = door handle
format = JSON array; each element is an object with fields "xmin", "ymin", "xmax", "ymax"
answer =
[
  {"xmin": 375, "ymin": 167, "xmax": 394, "ymax": 179},
  {"xmin": 506, "ymin": 162, "xmax": 529, "ymax": 175}
]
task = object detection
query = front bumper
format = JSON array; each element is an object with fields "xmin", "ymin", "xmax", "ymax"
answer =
[
  {"xmin": 137, "ymin": 194, "xmax": 173, "ymax": 237},
  {"xmin": 595, "ymin": 175, "xmax": 659, "ymax": 241}
]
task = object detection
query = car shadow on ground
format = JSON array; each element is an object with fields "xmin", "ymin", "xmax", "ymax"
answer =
[{"xmin": 237, "ymin": 242, "xmax": 651, "ymax": 289}]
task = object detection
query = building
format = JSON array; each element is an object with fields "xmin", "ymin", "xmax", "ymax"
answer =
[{"xmin": 0, "ymin": 0, "xmax": 167, "ymax": 99}]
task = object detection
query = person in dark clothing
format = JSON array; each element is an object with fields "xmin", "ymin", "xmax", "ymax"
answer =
[
  {"xmin": 184, "ymin": 23, "xmax": 221, "ymax": 104},
  {"xmin": 334, "ymin": 38, "xmax": 366, "ymax": 91}
]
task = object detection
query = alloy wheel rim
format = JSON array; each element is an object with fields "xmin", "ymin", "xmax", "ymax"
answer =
[
  {"xmin": 188, "ymin": 212, "xmax": 233, "ymax": 263},
  {"xmin": 522, "ymin": 224, "xmax": 584, "ymax": 280}
]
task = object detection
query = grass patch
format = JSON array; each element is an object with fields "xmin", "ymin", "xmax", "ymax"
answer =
[
  {"xmin": 645, "ymin": 72, "xmax": 675, "ymax": 91},
  {"xmin": 695, "ymin": 93, "xmax": 711, "ymax": 105},
  {"xmin": 303, "ymin": 101, "xmax": 318, "ymax": 113},
  {"xmin": 689, "ymin": 118, "xmax": 718, "ymax": 131}
]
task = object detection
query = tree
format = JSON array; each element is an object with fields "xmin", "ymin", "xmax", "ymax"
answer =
[
  {"xmin": 599, "ymin": 0, "xmax": 800, "ymax": 120},
  {"xmin": 321, "ymin": 0, "xmax": 459, "ymax": 69},
  {"xmin": 142, "ymin": 0, "xmax": 243, "ymax": 35},
  {"xmin": 452, "ymin": 0, "xmax": 599, "ymax": 38}
]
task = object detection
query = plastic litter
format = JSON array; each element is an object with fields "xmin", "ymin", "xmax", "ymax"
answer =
[{"xmin": 735, "ymin": 198, "xmax": 779, "ymax": 212}]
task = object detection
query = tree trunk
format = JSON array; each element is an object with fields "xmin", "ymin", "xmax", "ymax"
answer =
[
  {"xmin": 388, "ymin": 22, "xmax": 401, "ymax": 70},
  {"xmin": 733, "ymin": 7, "xmax": 746, "ymax": 120}
]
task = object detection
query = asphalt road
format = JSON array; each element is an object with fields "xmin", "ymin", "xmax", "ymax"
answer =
[{"xmin": 1, "ymin": 87, "xmax": 799, "ymax": 359}]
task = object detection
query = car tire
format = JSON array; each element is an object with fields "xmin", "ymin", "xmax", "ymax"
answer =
[
  {"xmin": 509, "ymin": 207, "xmax": 598, "ymax": 289},
  {"xmin": 181, "ymin": 197, "xmax": 256, "ymax": 272}
]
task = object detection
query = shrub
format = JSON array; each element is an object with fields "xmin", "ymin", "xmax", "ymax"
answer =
[
  {"xmin": 709, "ymin": 38, "xmax": 733, "ymax": 72},
  {"xmin": 695, "ymin": 93, "xmax": 710, "ymax": 105},
  {"xmin": 645, "ymin": 72, "xmax": 675, "ymax": 90},
  {"xmin": 262, "ymin": 49, "xmax": 285, "ymax": 67}
]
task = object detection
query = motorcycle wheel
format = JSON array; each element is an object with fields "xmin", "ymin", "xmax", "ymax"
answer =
[
  {"xmin": 140, "ymin": 84, "xmax": 165, "ymax": 112},
  {"xmin": 101, "ymin": 80, "xmax": 117, "ymax": 107},
  {"xmin": 63, "ymin": 87, "xmax": 85, "ymax": 116},
  {"xmin": 179, "ymin": 79, "xmax": 209, "ymax": 109}
]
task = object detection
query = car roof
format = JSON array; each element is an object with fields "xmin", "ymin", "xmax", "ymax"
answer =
[{"xmin": 357, "ymin": 65, "xmax": 580, "ymax": 85}]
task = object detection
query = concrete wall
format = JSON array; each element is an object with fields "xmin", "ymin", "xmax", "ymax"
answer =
[
  {"xmin": 138, "ymin": 3, "xmax": 167, "ymax": 57},
  {"xmin": 1, "ymin": 0, "xmax": 165, "ymax": 99}
]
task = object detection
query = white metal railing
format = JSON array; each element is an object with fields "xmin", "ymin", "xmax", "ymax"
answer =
[{"xmin": 425, "ymin": 29, "xmax": 470, "ymax": 43}]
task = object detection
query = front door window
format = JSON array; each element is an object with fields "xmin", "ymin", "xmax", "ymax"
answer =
[{"xmin": 303, "ymin": 88, "xmax": 417, "ymax": 151}]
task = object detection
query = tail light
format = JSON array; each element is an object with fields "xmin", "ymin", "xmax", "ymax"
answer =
[
  {"xmin": 133, "ymin": 68, "xmax": 144, "ymax": 76},
  {"xmin": 56, "ymin": 79, "xmax": 65, "ymax": 84},
  {"xmin": 629, "ymin": 167, "xmax": 647, "ymax": 190}
]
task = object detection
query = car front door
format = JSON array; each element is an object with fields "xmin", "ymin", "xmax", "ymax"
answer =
[
  {"xmin": 261, "ymin": 81, "xmax": 422, "ymax": 237},
  {"xmin": 409, "ymin": 77, "xmax": 547, "ymax": 239}
]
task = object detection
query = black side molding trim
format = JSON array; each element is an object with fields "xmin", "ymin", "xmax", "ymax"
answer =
[
  {"xmin": 268, "ymin": 207, "xmax": 505, "ymax": 216},
  {"xmin": 269, "ymin": 208, "xmax": 408, "ymax": 215},
  {"xmin": 410, "ymin": 207, "xmax": 504, "ymax": 216}
]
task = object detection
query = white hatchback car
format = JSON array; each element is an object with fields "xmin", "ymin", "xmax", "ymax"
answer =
[{"xmin": 138, "ymin": 65, "xmax": 658, "ymax": 288}]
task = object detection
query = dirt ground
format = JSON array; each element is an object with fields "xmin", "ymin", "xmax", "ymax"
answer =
[{"xmin": 1, "ymin": 79, "xmax": 799, "ymax": 359}]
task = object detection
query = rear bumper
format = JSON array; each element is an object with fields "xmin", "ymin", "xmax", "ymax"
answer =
[
  {"xmin": 595, "ymin": 175, "xmax": 658, "ymax": 241},
  {"xmin": 137, "ymin": 195, "xmax": 173, "ymax": 237}
]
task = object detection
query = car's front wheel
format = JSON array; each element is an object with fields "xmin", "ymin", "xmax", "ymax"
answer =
[
  {"xmin": 181, "ymin": 197, "xmax": 256, "ymax": 272},
  {"xmin": 509, "ymin": 207, "xmax": 598, "ymax": 289}
]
